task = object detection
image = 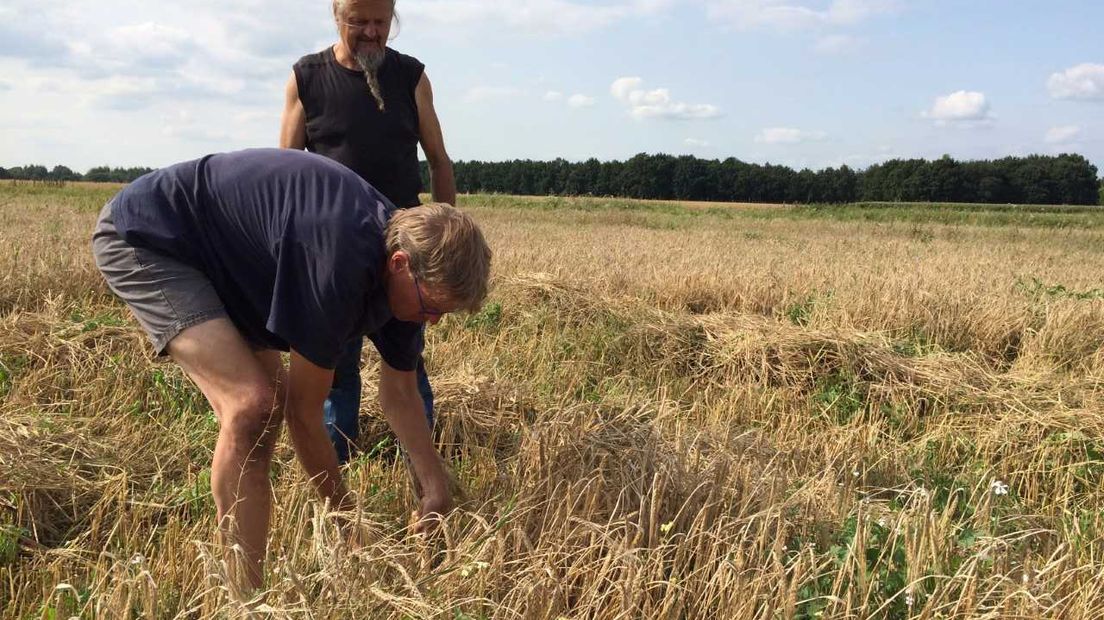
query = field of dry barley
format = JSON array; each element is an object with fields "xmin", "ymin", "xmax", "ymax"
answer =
[{"xmin": 2, "ymin": 181, "xmax": 1104, "ymax": 619}]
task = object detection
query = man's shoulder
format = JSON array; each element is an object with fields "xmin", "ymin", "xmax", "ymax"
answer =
[
  {"xmin": 386, "ymin": 48, "xmax": 426, "ymax": 75},
  {"xmin": 293, "ymin": 47, "xmax": 332, "ymax": 70}
]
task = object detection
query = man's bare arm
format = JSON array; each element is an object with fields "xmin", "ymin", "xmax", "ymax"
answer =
[
  {"xmin": 378, "ymin": 360, "xmax": 451, "ymax": 530},
  {"xmin": 280, "ymin": 71, "xmax": 307, "ymax": 150},
  {"xmin": 285, "ymin": 349, "xmax": 349, "ymax": 509},
  {"xmin": 415, "ymin": 73, "xmax": 456, "ymax": 206}
]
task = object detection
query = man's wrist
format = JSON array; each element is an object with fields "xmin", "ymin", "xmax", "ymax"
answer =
[{"xmin": 415, "ymin": 457, "xmax": 449, "ymax": 495}]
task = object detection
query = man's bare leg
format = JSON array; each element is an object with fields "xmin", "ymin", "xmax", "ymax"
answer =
[{"xmin": 166, "ymin": 318, "xmax": 284, "ymax": 595}]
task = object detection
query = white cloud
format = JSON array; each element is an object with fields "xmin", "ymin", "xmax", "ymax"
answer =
[
  {"xmin": 106, "ymin": 22, "xmax": 192, "ymax": 62},
  {"xmin": 610, "ymin": 77, "xmax": 643, "ymax": 101},
  {"xmin": 401, "ymin": 0, "xmax": 669, "ymax": 38},
  {"xmin": 566, "ymin": 94, "xmax": 595, "ymax": 108},
  {"xmin": 463, "ymin": 85, "xmax": 524, "ymax": 103},
  {"xmin": 544, "ymin": 90, "xmax": 595, "ymax": 109},
  {"xmin": 161, "ymin": 109, "xmax": 232, "ymax": 142},
  {"xmin": 814, "ymin": 34, "xmax": 861, "ymax": 54},
  {"xmin": 922, "ymin": 90, "xmax": 992, "ymax": 125},
  {"xmin": 85, "ymin": 75, "xmax": 161, "ymax": 109},
  {"xmin": 1047, "ymin": 63, "xmax": 1104, "ymax": 101},
  {"xmin": 826, "ymin": 0, "xmax": 896, "ymax": 24},
  {"xmin": 610, "ymin": 76, "xmax": 721, "ymax": 121},
  {"xmin": 705, "ymin": 0, "xmax": 897, "ymax": 31},
  {"xmin": 233, "ymin": 109, "xmax": 280, "ymax": 125},
  {"xmin": 754, "ymin": 127, "xmax": 826, "ymax": 144},
  {"xmin": 684, "ymin": 138, "xmax": 711, "ymax": 147},
  {"xmin": 1045, "ymin": 125, "xmax": 1082, "ymax": 144}
]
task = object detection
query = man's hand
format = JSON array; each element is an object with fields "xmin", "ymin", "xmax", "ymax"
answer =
[{"xmin": 411, "ymin": 486, "xmax": 452, "ymax": 534}]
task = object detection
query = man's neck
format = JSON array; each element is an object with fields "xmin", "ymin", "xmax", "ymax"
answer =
[{"xmin": 332, "ymin": 43, "xmax": 359, "ymax": 71}]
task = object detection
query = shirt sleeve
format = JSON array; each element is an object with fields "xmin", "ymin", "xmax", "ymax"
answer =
[
  {"xmin": 367, "ymin": 318, "xmax": 423, "ymax": 371},
  {"xmin": 266, "ymin": 238, "xmax": 363, "ymax": 369}
]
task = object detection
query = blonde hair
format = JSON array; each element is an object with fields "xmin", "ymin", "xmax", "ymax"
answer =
[{"xmin": 386, "ymin": 204, "xmax": 492, "ymax": 312}]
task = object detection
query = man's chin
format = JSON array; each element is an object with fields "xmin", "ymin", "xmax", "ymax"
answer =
[{"xmin": 356, "ymin": 45, "xmax": 385, "ymax": 61}]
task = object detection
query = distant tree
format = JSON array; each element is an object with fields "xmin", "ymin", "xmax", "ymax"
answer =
[
  {"xmin": 619, "ymin": 153, "xmax": 675, "ymax": 199},
  {"xmin": 81, "ymin": 165, "xmax": 154, "ymax": 183},
  {"xmin": 820, "ymin": 165, "xmax": 858, "ymax": 203},
  {"xmin": 970, "ymin": 161, "xmax": 1009, "ymax": 203},
  {"xmin": 0, "ymin": 167, "xmax": 8, "ymax": 180},
  {"xmin": 596, "ymin": 160, "xmax": 624, "ymax": 196},
  {"xmin": 929, "ymin": 155, "xmax": 965, "ymax": 201},
  {"xmin": 671, "ymin": 155, "xmax": 718, "ymax": 200},
  {"xmin": 84, "ymin": 166, "xmax": 115, "ymax": 183},
  {"xmin": 19, "ymin": 165, "xmax": 50, "ymax": 181},
  {"xmin": 715, "ymin": 158, "xmax": 747, "ymax": 201},
  {"xmin": 49, "ymin": 165, "xmax": 80, "ymax": 182},
  {"xmin": 1047, "ymin": 153, "xmax": 1099, "ymax": 204},
  {"xmin": 563, "ymin": 158, "xmax": 600, "ymax": 195},
  {"xmin": 122, "ymin": 166, "xmax": 155, "ymax": 182}
]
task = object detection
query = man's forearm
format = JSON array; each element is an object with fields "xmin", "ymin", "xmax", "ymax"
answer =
[
  {"xmin": 429, "ymin": 161, "xmax": 457, "ymax": 206},
  {"xmin": 286, "ymin": 412, "xmax": 350, "ymax": 509},
  {"xmin": 381, "ymin": 393, "xmax": 448, "ymax": 495}
]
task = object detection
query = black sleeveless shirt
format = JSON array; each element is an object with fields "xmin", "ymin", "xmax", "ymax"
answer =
[{"xmin": 293, "ymin": 46, "xmax": 425, "ymax": 208}]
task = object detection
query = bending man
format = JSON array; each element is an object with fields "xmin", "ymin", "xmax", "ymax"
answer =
[{"xmin": 91, "ymin": 147, "xmax": 489, "ymax": 593}]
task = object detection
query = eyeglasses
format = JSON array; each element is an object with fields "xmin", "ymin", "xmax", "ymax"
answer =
[
  {"xmin": 411, "ymin": 271, "xmax": 446, "ymax": 320},
  {"xmin": 340, "ymin": 18, "xmax": 390, "ymax": 32}
]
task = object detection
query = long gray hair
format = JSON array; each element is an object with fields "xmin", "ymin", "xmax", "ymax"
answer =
[
  {"xmin": 332, "ymin": 0, "xmax": 399, "ymax": 111},
  {"xmin": 332, "ymin": 0, "xmax": 398, "ymax": 22}
]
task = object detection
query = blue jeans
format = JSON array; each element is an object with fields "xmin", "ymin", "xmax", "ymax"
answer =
[{"xmin": 324, "ymin": 334, "xmax": 434, "ymax": 464}]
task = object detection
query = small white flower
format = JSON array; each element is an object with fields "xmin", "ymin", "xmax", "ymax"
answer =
[
  {"xmin": 877, "ymin": 517, "xmax": 888, "ymax": 528},
  {"xmin": 1022, "ymin": 572, "xmax": 1030, "ymax": 584},
  {"xmin": 905, "ymin": 592, "xmax": 914, "ymax": 607},
  {"xmin": 991, "ymin": 480, "xmax": 1009, "ymax": 496},
  {"xmin": 460, "ymin": 560, "xmax": 490, "ymax": 578},
  {"xmin": 852, "ymin": 469, "xmax": 860, "ymax": 477},
  {"xmin": 130, "ymin": 553, "xmax": 146, "ymax": 565}
]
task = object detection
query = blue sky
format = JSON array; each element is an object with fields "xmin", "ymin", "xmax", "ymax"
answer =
[{"xmin": 1, "ymin": 0, "xmax": 1101, "ymax": 174}]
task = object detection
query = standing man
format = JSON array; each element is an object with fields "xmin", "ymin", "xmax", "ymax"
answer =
[{"xmin": 280, "ymin": 0, "xmax": 456, "ymax": 463}]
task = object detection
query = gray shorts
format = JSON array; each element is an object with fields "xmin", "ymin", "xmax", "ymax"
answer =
[{"xmin": 91, "ymin": 200, "xmax": 228, "ymax": 356}]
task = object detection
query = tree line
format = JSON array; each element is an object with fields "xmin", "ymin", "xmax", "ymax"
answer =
[
  {"xmin": 0, "ymin": 165, "xmax": 156, "ymax": 183},
  {"xmin": 3, "ymin": 153, "xmax": 1102, "ymax": 205},
  {"xmin": 433, "ymin": 152, "xmax": 1102, "ymax": 206}
]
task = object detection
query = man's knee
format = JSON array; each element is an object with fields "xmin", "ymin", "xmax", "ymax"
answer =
[{"xmin": 221, "ymin": 384, "xmax": 283, "ymax": 455}]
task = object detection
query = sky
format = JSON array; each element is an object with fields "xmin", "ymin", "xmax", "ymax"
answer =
[{"xmin": 1, "ymin": 0, "xmax": 1102, "ymax": 174}]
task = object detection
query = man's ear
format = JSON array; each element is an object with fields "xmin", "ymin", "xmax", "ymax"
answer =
[{"xmin": 388, "ymin": 250, "xmax": 409, "ymax": 274}]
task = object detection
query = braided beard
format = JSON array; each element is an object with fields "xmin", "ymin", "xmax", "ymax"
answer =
[{"xmin": 354, "ymin": 49, "xmax": 386, "ymax": 112}]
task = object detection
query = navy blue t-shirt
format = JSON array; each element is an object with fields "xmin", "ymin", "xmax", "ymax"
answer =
[{"xmin": 111, "ymin": 147, "xmax": 422, "ymax": 370}]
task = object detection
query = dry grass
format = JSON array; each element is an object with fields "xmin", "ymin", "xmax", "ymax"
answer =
[{"xmin": 2, "ymin": 182, "xmax": 1103, "ymax": 618}]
